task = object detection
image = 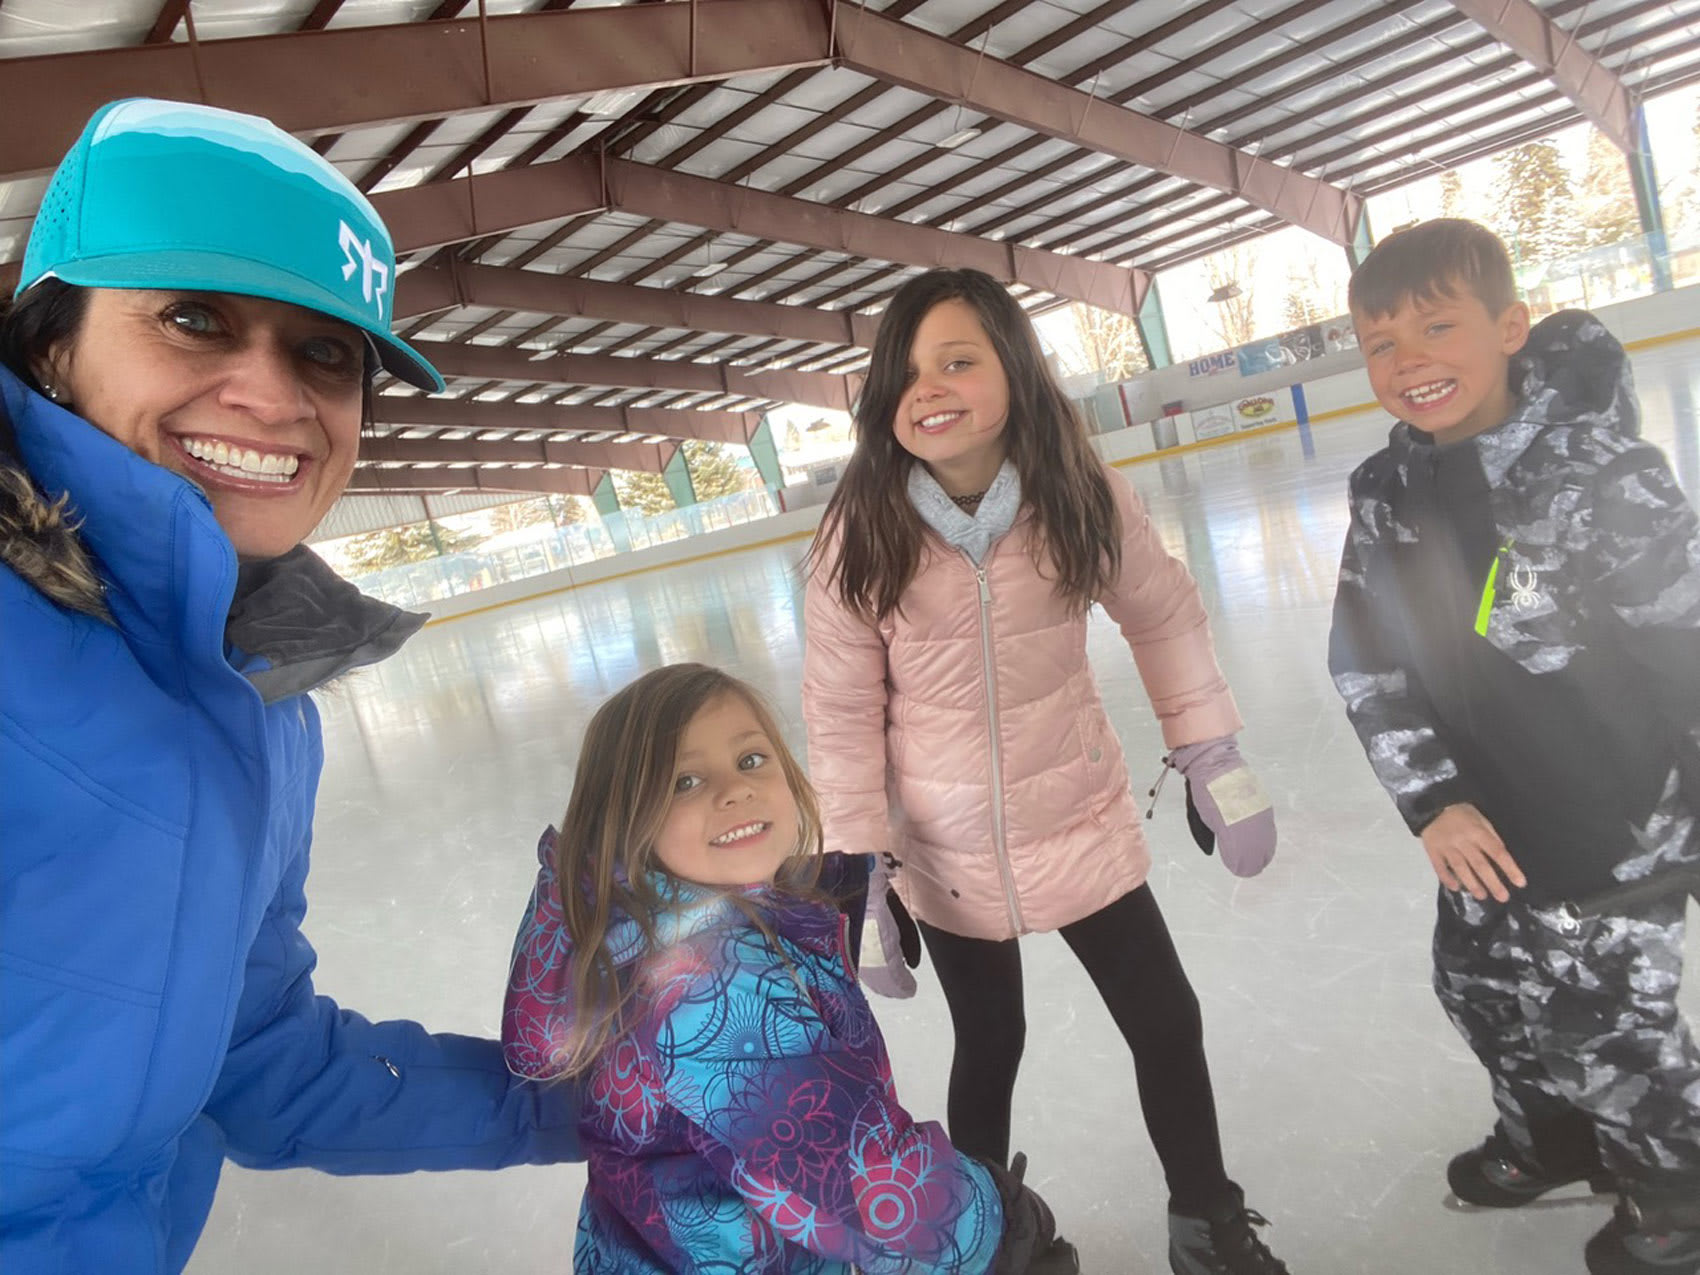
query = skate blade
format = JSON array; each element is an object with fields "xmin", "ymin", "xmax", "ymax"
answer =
[{"xmin": 1443, "ymin": 1183, "xmax": 1614, "ymax": 1214}]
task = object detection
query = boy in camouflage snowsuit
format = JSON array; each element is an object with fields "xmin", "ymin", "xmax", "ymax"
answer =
[{"xmin": 1327, "ymin": 219, "xmax": 1700, "ymax": 1275}]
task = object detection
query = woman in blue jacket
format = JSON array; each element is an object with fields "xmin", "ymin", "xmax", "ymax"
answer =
[{"xmin": 0, "ymin": 99, "xmax": 583, "ymax": 1273}]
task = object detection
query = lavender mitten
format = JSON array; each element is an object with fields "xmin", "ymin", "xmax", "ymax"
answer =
[
  {"xmin": 1170, "ymin": 737, "xmax": 1276, "ymax": 878},
  {"xmin": 860, "ymin": 855, "xmax": 919, "ymax": 1000}
]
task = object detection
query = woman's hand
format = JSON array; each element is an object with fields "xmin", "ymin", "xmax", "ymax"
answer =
[{"xmin": 1420, "ymin": 804, "xmax": 1525, "ymax": 902}]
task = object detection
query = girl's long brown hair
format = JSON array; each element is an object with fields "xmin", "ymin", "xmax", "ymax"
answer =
[
  {"xmin": 807, "ymin": 268, "xmax": 1121, "ymax": 621},
  {"xmin": 551, "ymin": 663, "xmax": 822, "ymax": 1076}
]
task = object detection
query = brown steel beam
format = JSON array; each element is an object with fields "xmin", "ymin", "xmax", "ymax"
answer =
[
  {"xmin": 1445, "ymin": 0, "xmax": 1636, "ymax": 152},
  {"xmin": 145, "ymin": 0, "xmax": 190, "ymax": 43},
  {"xmin": 374, "ymin": 156, "xmax": 604, "ymax": 252},
  {"xmin": 830, "ymin": 6, "xmax": 1363, "ymax": 247},
  {"xmin": 369, "ymin": 155, "xmax": 1147, "ymax": 316},
  {"xmin": 1084, "ymin": 5, "xmax": 1690, "ymax": 270},
  {"xmin": 395, "ymin": 262, "xmax": 880, "ymax": 348},
  {"xmin": 349, "ymin": 464, "xmax": 600, "ymax": 498},
  {"xmin": 599, "ymin": 160, "xmax": 1148, "ymax": 316},
  {"xmin": 300, "ymin": 0, "xmax": 349, "ymax": 30},
  {"xmin": 371, "ymin": 394, "xmax": 763, "ymax": 446},
  {"xmin": 0, "ymin": 0, "xmax": 835, "ymax": 178},
  {"xmin": 413, "ymin": 338, "xmax": 853, "ymax": 411},
  {"xmin": 362, "ymin": 433, "xmax": 677, "ymax": 474}
]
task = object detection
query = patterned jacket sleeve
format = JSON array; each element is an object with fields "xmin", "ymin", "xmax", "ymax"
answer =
[
  {"xmin": 1584, "ymin": 444, "xmax": 1700, "ymax": 749},
  {"xmin": 502, "ymin": 827, "xmax": 576, "ymax": 1082},
  {"xmin": 1095, "ymin": 465, "xmax": 1242, "ymax": 747},
  {"xmin": 1327, "ymin": 460, "xmax": 1479, "ymax": 833},
  {"xmin": 802, "ymin": 534, "xmax": 894, "ymax": 860},
  {"xmin": 648, "ymin": 932, "xmax": 1003, "ymax": 1274}
]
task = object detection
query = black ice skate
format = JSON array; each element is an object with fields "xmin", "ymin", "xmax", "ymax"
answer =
[
  {"xmin": 1448, "ymin": 1123, "xmax": 1614, "ymax": 1207},
  {"xmin": 1585, "ymin": 1190, "xmax": 1700, "ymax": 1275},
  {"xmin": 1168, "ymin": 1183, "xmax": 1290, "ymax": 1275}
]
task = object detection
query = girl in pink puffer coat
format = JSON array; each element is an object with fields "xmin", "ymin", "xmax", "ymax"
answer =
[{"xmin": 801, "ymin": 269, "xmax": 1291, "ymax": 1275}]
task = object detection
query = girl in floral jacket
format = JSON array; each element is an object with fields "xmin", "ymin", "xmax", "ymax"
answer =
[
  {"xmin": 502, "ymin": 663, "xmax": 1077, "ymax": 1273},
  {"xmin": 802, "ymin": 269, "xmax": 1289, "ymax": 1274}
]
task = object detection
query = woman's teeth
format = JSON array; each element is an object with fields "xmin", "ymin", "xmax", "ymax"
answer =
[
  {"xmin": 180, "ymin": 437, "xmax": 300, "ymax": 483},
  {"xmin": 711, "ymin": 821, "xmax": 769, "ymax": 846},
  {"xmin": 917, "ymin": 412, "xmax": 960, "ymax": 431},
  {"xmin": 1403, "ymin": 380, "xmax": 1456, "ymax": 406}
]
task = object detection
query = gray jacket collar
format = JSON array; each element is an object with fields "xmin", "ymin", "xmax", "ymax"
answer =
[
  {"xmin": 228, "ymin": 545, "xmax": 427, "ymax": 703},
  {"xmin": 906, "ymin": 459, "xmax": 1021, "ymax": 565}
]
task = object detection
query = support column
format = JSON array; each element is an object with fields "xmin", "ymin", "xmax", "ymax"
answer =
[
  {"xmin": 1346, "ymin": 203, "xmax": 1374, "ymax": 271},
  {"xmin": 663, "ymin": 445, "xmax": 698, "ymax": 509},
  {"xmin": 1135, "ymin": 277, "xmax": 1173, "ymax": 370},
  {"xmin": 592, "ymin": 472, "xmax": 632, "ymax": 554},
  {"xmin": 746, "ymin": 415, "xmax": 785, "ymax": 492},
  {"xmin": 1629, "ymin": 105, "xmax": 1673, "ymax": 293}
]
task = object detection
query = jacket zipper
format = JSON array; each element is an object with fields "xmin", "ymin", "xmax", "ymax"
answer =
[{"xmin": 970, "ymin": 556, "xmax": 1024, "ymax": 935}]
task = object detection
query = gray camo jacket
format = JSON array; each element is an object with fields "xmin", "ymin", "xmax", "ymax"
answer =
[{"xmin": 1328, "ymin": 310, "xmax": 1700, "ymax": 905}]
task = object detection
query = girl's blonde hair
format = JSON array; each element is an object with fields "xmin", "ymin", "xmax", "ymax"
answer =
[{"xmin": 552, "ymin": 663, "xmax": 822, "ymax": 1075}]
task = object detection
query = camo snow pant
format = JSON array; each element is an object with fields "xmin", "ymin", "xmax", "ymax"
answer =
[{"xmin": 1433, "ymin": 886, "xmax": 1700, "ymax": 1194}]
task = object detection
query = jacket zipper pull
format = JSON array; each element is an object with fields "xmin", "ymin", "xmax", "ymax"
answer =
[
  {"xmin": 1474, "ymin": 537, "xmax": 1516, "ymax": 636},
  {"xmin": 976, "ymin": 565, "xmax": 991, "ymax": 605}
]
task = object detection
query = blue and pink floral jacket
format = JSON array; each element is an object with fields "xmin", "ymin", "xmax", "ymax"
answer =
[{"xmin": 502, "ymin": 831, "xmax": 1004, "ymax": 1273}]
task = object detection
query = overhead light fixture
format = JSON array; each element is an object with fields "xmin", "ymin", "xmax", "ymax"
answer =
[
  {"xmin": 528, "ymin": 347, "xmax": 558, "ymax": 362},
  {"xmin": 583, "ymin": 89, "xmax": 643, "ymax": 118},
  {"xmin": 692, "ymin": 261, "xmax": 728, "ymax": 279},
  {"xmin": 937, "ymin": 127, "xmax": 981, "ymax": 150},
  {"xmin": 1207, "ymin": 283, "xmax": 1242, "ymax": 304}
]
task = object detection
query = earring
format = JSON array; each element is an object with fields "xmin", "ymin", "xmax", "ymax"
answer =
[{"xmin": 42, "ymin": 384, "xmax": 61, "ymax": 402}]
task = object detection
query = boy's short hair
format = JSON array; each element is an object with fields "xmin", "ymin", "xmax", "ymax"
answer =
[{"xmin": 1348, "ymin": 218, "xmax": 1518, "ymax": 320}]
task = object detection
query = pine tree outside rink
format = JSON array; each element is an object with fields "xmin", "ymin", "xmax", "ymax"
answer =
[{"xmin": 1364, "ymin": 83, "xmax": 1700, "ymax": 315}]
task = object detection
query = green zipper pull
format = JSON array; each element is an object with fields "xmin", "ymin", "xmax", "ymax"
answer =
[{"xmin": 1474, "ymin": 538, "xmax": 1515, "ymax": 636}]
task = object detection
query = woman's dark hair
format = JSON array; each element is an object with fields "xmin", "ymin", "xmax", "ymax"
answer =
[
  {"xmin": 808, "ymin": 268, "xmax": 1120, "ymax": 621},
  {"xmin": 0, "ymin": 280, "xmax": 89, "ymax": 392}
]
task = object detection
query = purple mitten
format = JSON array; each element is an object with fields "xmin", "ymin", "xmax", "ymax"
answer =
[
  {"xmin": 1170, "ymin": 736, "xmax": 1276, "ymax": 878},
  {"xmin": 860, "ymin": 856, "xmax": 918, "ymax": 1000}
]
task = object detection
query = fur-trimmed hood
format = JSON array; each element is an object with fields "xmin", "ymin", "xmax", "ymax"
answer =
[{"xmin": 0, "ymin": 413, "xmax": 109, "ymax": 621}]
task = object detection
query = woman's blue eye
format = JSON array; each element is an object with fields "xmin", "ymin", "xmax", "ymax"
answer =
[
  {"xmin": 674, "ymin": 774, "xmax": 702, "ymax": 793},
  {"xmin": 738, "ymin": 752, "xmax": 769, "ymax": 772}
]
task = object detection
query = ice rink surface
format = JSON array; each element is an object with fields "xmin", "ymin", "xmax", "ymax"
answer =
[{"xmin": 189, "ymin": 338, "xmax": 1699, "ymax": 1274}]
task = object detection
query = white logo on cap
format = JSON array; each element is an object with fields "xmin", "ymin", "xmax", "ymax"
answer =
[{"xmin": 338, "ymin": 221, "xmax": 389, "ymax": 319}]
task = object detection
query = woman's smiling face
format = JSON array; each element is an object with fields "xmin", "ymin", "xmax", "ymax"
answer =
[{"xmin": 44, "ymin": 288, "xmax": 366, "ymax": 559}]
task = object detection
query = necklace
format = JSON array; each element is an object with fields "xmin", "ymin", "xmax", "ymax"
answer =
[{"xmin": 951, "ymin": 490, "xmax": 987, "ymax": 509}]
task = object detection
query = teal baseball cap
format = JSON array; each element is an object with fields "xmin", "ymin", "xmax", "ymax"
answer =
[{"xmin": 18, "ymin": 98, "xmax": 443, "ymax": 392}]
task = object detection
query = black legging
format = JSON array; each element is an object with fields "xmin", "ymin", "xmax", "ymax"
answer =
[{"xmin": 917, "ymin": 884, "xmax": 1230, "ymax": 1214}]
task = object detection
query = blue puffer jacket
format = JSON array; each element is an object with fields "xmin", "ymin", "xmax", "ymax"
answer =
[{"xmin": 0, "ymin": 367, "xmax": 581, "ymax": 1273}]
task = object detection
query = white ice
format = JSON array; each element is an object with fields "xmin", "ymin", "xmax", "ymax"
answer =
[{"xmin": 188, "ymin": 338, "xmax": 1700, "ymax": 1275}]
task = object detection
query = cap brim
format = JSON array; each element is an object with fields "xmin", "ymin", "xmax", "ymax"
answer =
[{"xmin": 39, "ymin": 250, "xmax": 445, "ymax": 392}]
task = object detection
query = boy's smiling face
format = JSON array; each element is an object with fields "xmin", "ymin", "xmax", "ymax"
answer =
[{"xmin": 1354, "ymin": 284, "xmax": 1530, "ymax": 446}]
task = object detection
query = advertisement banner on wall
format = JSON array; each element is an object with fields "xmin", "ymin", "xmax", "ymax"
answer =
[
  {"xmin": 1232, "ymin": 387, "xmax": 1296, "ymax": 431},
  {"xmin": 1234, "ymin": 338, "xmax": 1285, "ymax": 377},
  {"xmin": 1187, "ymin": 350, "xmax": 1239, "ymax": 379},
  {"xmin": 1193, "ymin": 404, "xmax": 1237, "ymax": 440},
  {"xmin": 1321, "ymin": 317, "xmax": 1359, "ymax": 353},
  {"xmin": 1279, "ymin": 324, "xmax": 1325, "ymax": 364}
]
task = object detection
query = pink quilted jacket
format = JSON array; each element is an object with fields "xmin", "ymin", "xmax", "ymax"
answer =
[{"xmin": 802, "ymin": 464, "xmax": 1241, "ymax": 940}]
